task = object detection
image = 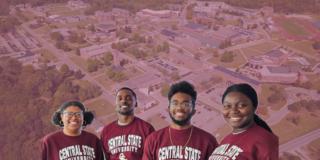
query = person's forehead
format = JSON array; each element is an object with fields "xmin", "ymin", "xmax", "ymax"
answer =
[
  {"xmin": 64, "ymin": 105, "xmax": 82, "ymax": 111},
  {"xmin": 224, "ymin": 92, "xmax": 251, "ymax": 102},
  {"xmin": 117, "ymin": 89, "xmax": 134, "ymax": 96},
  {"xmin": 171, "ymin": 92, "xmax": 192, "ymax": 101}
]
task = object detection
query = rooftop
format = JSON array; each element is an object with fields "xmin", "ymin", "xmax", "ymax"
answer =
[
  {"xmin": 215, "ymin": 66, "xmax": 260, "ymax": 85},
  {"xmin": 185, "ymin": 22, "xmax": 207, "ymax": 30},
  {"xmin": 267, "ymin": 66, "xmax": 296, "ymax": 74},
  {"xmin": 161, "ymin": 29, "xmax": 178, "ymax": 37}
]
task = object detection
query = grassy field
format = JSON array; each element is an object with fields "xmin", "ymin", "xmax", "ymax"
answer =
[
  {"xmin": 95, "ymin": 73, "xmax": 116, "ymax": 91},
  {"xmin": 279, "ymin": 19, "xmax": 309, "ymax": 37},
  {"xmin": 259, "ymin": 84, "xmax": 287, "ymax": 111},
  {"xmin": 85, "ymin": 98, "xmax": 114, "ymax": 117},
  {"xmin": 21, "ymin": 11, "xmax": 37, "ymax": 21},
  {"xmin": 275, "ymin": 40, "xmax": 319, "ymax": 57},
  {"xmin": 305, "ymin": 137, "xmax": 320, "ymax": 159},
  {"xmin": 124, "ymin": 66, "xmax": 144, "ymax": 78},
  {"xmin": 272, "ymin": 110, "xmax": 320, "ymax": 144},
  {"xmin": 241, "ymin": 41, "xmax": 278, "ymax": 58},
  {"xmin": 47, "ymin": 4, "xmax": 78, "ymax": 16},
  {"xmin": 208, "ymin": 50, "xmax": 247, "ymax": 68},
  {"xmin": 69, "ymin": 54, "xmax": 88, "ymax": 70},
  {"xmin": 35, "ymin": 48, "xmax": 58, "ymax": 62},
  {"xmin": 32, "ymin": 24, "xmax": 51, "ymax": 36}
]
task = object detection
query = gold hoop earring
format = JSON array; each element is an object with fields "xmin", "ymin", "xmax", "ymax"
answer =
[
  {"xmin": 83, "ymin": 120, "xmax": 87, "ymax": 126},
  {"xmin": 59, "ymin": 120, "xmax": 63, "ymax": 126}
]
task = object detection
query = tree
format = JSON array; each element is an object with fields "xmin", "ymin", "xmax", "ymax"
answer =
[
  {"xmin": 171, "ymin": 24, "xmax": 178, "ymax": 30},
  {"xmin": 101, "ymin": 52, "xmax": 114, "ymax": 66},
  {"xmin": 74, "ymin": 70, "xmax": 84, "ymax": 79},
  {"xmin": 219, "ymin": 39, "xmax": 232, "ymax": 49},
  {"xmin": 161, "ymin": 83, "xmax": 170, "ymax": 97},
  {"xmin": 312, "ymin": 41, "xmax": 320, "ymax": 50},
  {"xmin": 59, "ymin": 64, "xmax": 71, "ymax": 77},
  {"xmin": 0, "ymin": 16, "xmax": 21, "ymax": 33},
  {"xmin": 170, "ymin": 72, "xmax": 180, "ymax": 81},
  {"xmin": 88, "ymin": 24, "xmax": 96, "ymax": 32},
  {"xmin": 78, "ymin": 81, "xmax": 102, "ymax": 101},
  {"xmin": 120, "ymin": 59, "xmax": 129, "ymax": 67},
  {"xmin": 50, "ymin": 31, "xmax": 64, "ymax": 41},
  {"xmin": 69, "ymin": 32, "xmax": 85, "ymax": 44},
  {"xmin": 106, "ymin": 68, "xmax": 127, "ymax": 82},
  {"xmin": 87, "ymin": 59, "xmax": 100, "ymax": 72},
  {"xmin": 0, "ymin": 0, "xmax": 10, "ymax": 16},
  {"xmin": 186, "ymin": 4, "xmax": 195, "ymax": 20},
  {"xmin": 130, "ymin": 33, "xmax": 145, "ymax": 43},
  {"xmin": 162, "ymin": 41, "xmax": 170, "ymax": 53},
  {"xmin": 75, "ymin": 48, "xmax": 81, "ymax": 56},
  {"xmin": 55, "ymin": 41, "xmax": 71, "ymax": 51},
  {"xmin": 0, "ymin": 56, "xmax": 103, "ymax": 160},
  {"xmin": 220, "ymin": 51, "xmax": 234, "ymax": 63}
]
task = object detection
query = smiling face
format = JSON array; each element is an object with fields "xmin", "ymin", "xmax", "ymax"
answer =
[
  {"xmin": 169, "ymin": 92, "xmax": 195, "ymax": 126},
  {"xmin": 115, "ymin": 89, "xmax": 136, "ymax": 116},
  {"xmin": 222, "ymin": 92, "xmax": 255, "ymax": 132},
  {"xmin": 60, "ymin": 106, "xmax": 84, "ymax": 136}
]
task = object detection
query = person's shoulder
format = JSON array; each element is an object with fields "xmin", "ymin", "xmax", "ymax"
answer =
[
  {"xmin": 101, "ymin": 120, "xmax": 117, "ymax": 133},
  {"xmin": 42, "ymin": 130, "xmax": 63, "ymax": 142},
  {"xmin": 193, "ymin": 126, "xmax": 216, "ymax": 138},
  {"xmin": 250, "ymin": 124, "xmax": 278, "ymax": 143},
  {"xmin": 147, "ymin": 126, "xmax": 168, "ymax": 139},
  {"xmin": 82, "ymin": 130, "xmax": 99, "ymax": 139},
  {"xmin": 134, "ymin": 117, "xmax": 154, "ymax": 128}
]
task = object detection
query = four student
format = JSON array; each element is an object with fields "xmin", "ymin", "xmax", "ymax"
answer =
[{"xmin": 41, "ymin": 82, "xmax": 279, "ymax": 160}]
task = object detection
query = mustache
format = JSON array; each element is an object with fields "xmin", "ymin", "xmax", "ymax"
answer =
[
  {"xmin": 117, "ymin": 102, "xmax": 129, "ymax": 106},
  {"xmin": 174, "ymin": 109, "xmax": 187, "ymax": 114},
  {"xmin": 169, "ymin": 112, "xmax": 193, "ymax": 126}
]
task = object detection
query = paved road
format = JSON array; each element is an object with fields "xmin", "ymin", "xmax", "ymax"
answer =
[{"xmin": 280, "ymin": 128, "xmax": 320, "ymax": 152}]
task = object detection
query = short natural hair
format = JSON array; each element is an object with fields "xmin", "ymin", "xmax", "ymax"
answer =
[{"xmin": 168, "ymin": 81, "xmax": 197, "ymax": 107}]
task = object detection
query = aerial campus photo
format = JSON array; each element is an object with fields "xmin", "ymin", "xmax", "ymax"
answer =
[{"xmin": 0, "ymin": 0, "xmax": 319, "ymax": 159}]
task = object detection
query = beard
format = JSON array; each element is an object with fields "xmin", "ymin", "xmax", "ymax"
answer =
[
  {"xmin": 117, "ymin": 104, "xmax": 134, "ymax": 116},
  {"xmin": 118, "ymin": 109, "xmax": 134, "ymax": 116},
  {"xmin": 169, "ymin": 112, "xmax": 193, "ymax": 126}
]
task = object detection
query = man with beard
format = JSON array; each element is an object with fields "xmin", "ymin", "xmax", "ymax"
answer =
[
  {"xmin": 101, "ymin": 87, "xmax": 155, "ymax": 160},
  {"xmin": 142, "ymin": 81, "xmax": 218, "ymax": 160}
]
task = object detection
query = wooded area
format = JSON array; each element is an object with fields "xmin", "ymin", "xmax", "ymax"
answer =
[
  {"xmin": 200, "ymin": 0, "xmax": 320, "ymax": 14},
  {"xmin": 0, "ymin": 57, "xmax": 102, "ymax": 159}
]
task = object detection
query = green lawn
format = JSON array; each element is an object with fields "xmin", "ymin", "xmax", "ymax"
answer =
[
  {"xmin": 306, "ymin": 137, "xmax": 320, "ymax": 159},
  {"xmin": 275, "ymin": 40, "xmax": 319, "ymax": 57},
  {"xmin": 95, "ymin": 74, "xmax": 116, "ymax": 91},
  {"xmin": 259, "ymin": 84, "xmax": 287, "ymax": 111},
  {"xmin": 272, "ymin": 111, "xmax": 320, "ymax": 144},
  {"xmin": 35, "ymin": 48, "xmax": 58, "ymax": 62},
  {"xmin": 69, "ymin": 54, "xmax": 88, "ymax": 70},
  {"xmin": 241, "ymin": 41, "xmax": 278, "ymax": 58},
  {"xmin": 280, "ymin": 19, "xmax": 309, "ymax": 36}
]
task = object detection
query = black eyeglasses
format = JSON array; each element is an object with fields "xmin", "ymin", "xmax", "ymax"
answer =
[
  {"xmin": 170, "ymin": 101, "xmax": 193, "ymax": 108},
  {"xmin": 62, "ymin": 112, "xmax": 83, "ymax": 118}
]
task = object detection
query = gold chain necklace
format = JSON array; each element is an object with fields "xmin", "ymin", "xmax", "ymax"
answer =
[{"xmin": 169, "ymin": 126, "xmax": 194, "ymax": 149}]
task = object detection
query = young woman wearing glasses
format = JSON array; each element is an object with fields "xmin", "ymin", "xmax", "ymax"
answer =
[{"xmin": 41, "ymin": 101, "xmax": 104, "ymax": 160}]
